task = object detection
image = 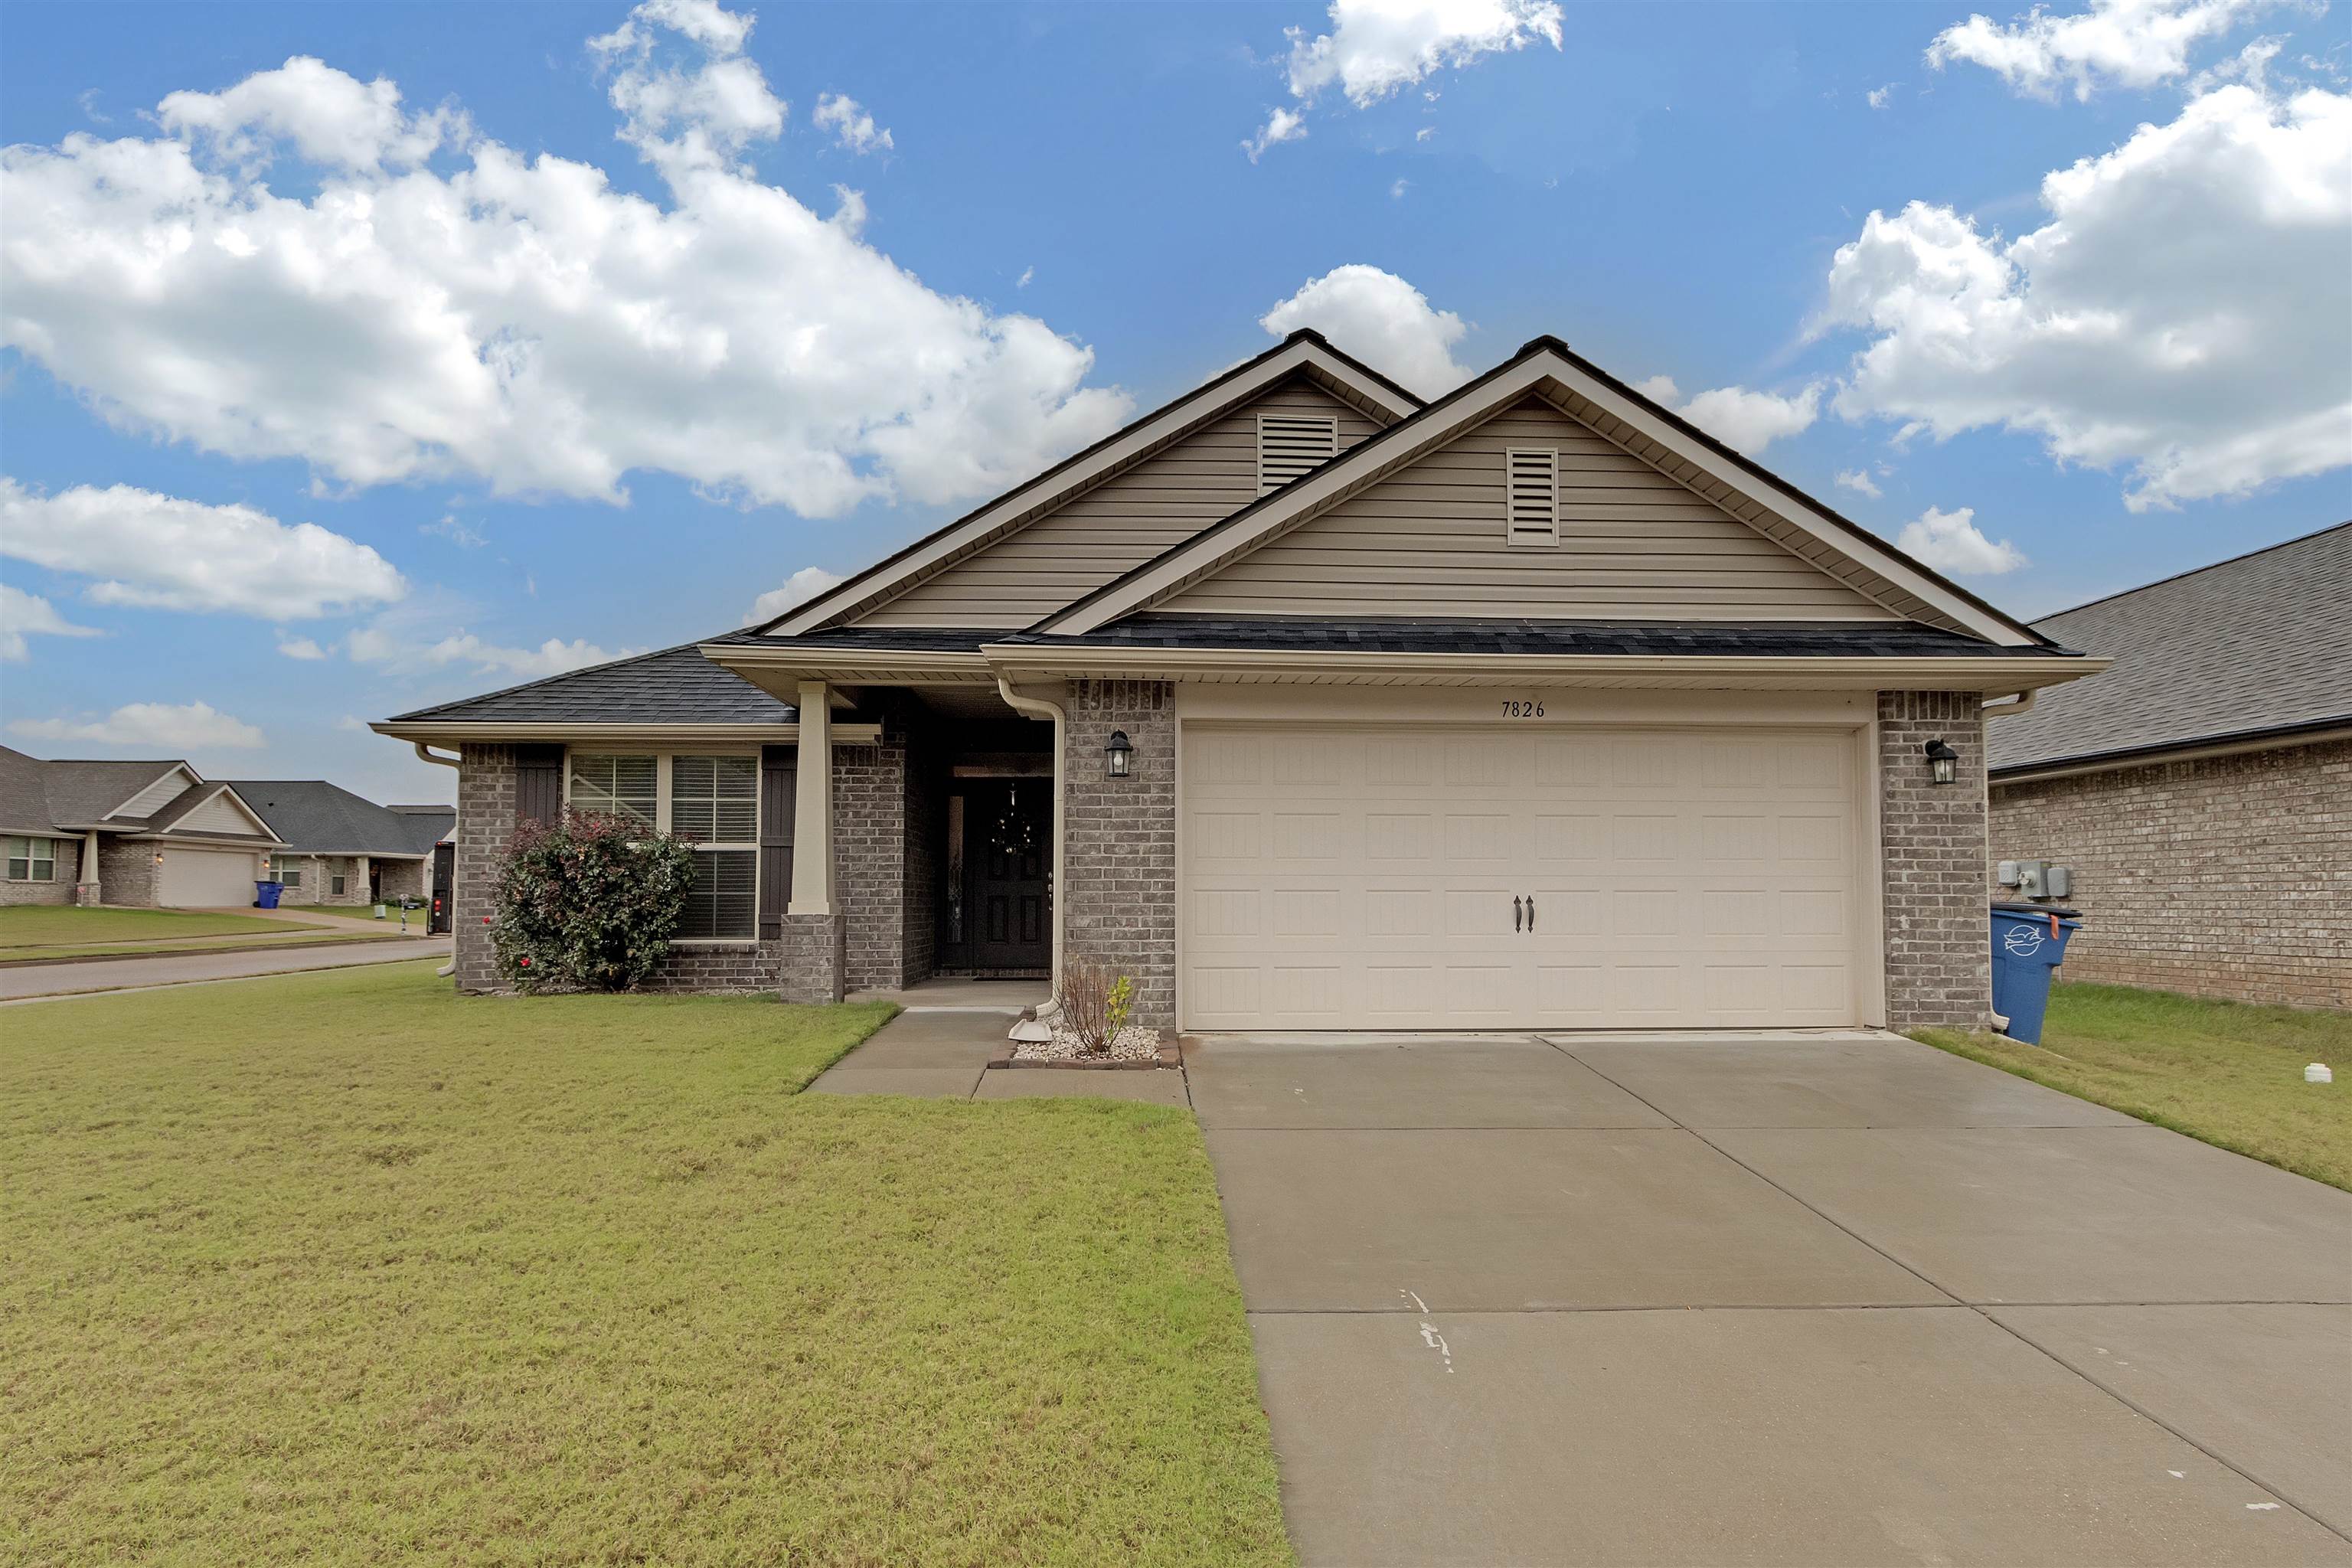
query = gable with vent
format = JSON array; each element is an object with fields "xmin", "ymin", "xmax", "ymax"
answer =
[
  {"xmin": 1158, "ymin": 396, "xmax": 1900, "ymax": 622},
  {"xmin": 858, "ymin": 379, "xmax": 1381, "ymax": 628}
]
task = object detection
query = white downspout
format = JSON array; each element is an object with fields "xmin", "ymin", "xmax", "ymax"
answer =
[
  {"xmin": 996, "ymin": 675, "xmax": 1067, "ymax": 990},
  {"xmin": 1982, "ymin": 690, "xmax": 2037, "ymax": 717},
  {"xmin": 411, "ymin": 743, "xmax": 461, "ymax": 975}
]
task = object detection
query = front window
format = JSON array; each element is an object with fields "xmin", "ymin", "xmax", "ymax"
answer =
[
  {"xmin": 566, "ymin": 752, "xmax": 758, "ymax": 940},
  {"xmin": 270, "ymin": 854, "xmax": 304, "ymax": 889},
  {"xmin": 7, "ymin": 836, "xmax": 57, "ymax": 881}
]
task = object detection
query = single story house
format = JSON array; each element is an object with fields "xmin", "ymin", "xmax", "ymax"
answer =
[
  {"xmin": 224, "ymin": 781, "xmax": 455, "ymax": 909},
  {"xmin": 1988, "ymin": 523, "xmax": 2350, "ymax": 1009},
  {"xmin": 1, "ymin": 746, "xmax": 286, "ymax": 906},
  {"xmin": 377, "ymin": 332, "xmax": 2106, "ymax": 1030}
]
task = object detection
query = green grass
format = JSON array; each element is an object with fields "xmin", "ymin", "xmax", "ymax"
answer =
[
  {"xmin": 0, "ymin": 906, "xmax": 319, "ymax": 946},
  {"xmin": 1913, "ymin": 981, "xmax": 2352, "ymax": 1191},
  {"xmin": 0, "ymin": 905, "xmax": 434, "ymax": 962},
  {"xmin": 1, "ymin": 962, "xmax": 1292, "ymax": 1566}
]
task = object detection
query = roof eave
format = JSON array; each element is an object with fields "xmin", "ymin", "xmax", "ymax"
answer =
[{"xmin": 1991, "ymin": 714, "xmax": 2352, "ymax": 784}]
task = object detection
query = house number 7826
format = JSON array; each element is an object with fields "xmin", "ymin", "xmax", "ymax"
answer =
[{"xmin": 1501, "ymin": 699, "xmax": 1547, "ymax": 718}]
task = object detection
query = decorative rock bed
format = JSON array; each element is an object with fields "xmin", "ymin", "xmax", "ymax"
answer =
[{"xmin": 992, "ymin": 1024, "xmax": 1180, "ymax": 1071}]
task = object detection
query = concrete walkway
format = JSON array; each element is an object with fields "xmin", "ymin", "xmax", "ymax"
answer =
[
  {"xmin": 808, "ymin": 988, "xmax": 1188, "ymax": 1105},
  {"xmin": 1186, "ymin": 1031, "xmax": 2352, "ymax": 1567},
  {"xmin": 2, "ymin": 939, "xmax": 449, "ymax": 1002}
]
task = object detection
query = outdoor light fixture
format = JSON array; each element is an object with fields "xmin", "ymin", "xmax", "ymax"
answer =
[
  {"xmin": 1924, "ymin": 738, "xmax": 1959, "ymax": 786},
  {"xmin": 1104, "ymin": 729, "xmax": 1134, "ymax": 779}
]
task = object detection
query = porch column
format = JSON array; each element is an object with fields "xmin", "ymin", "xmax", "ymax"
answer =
[
  {"xmin": 79, "ymin": 829, "xmax": 102, "ymax": 906},
  {"xmin": 788, "ymin": 681, "xmax": 835, "ymax": 915}
]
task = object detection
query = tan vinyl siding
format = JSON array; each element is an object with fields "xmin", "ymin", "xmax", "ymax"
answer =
[
  {"xmin": 116, "ymin": 769, "xmax": 196, "ymax": 819},
  {"xmin": 858, "ymin": 381, "xmax": 1380, "ymax": 628},
  {"xmin": 1164, "ymin": 397, "xmax": 1903, "ymax": 622},
  {"xmin": 175, "ymin": 792, "xmax": 266, "ymax": 836}
]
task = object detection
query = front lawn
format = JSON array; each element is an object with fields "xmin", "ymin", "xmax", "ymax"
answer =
[
  {"xmin": 0, "ymin": 961, "xmax": 1289, "ymax": 1565},
  {"xmin": 1914, "ymin": 981, "xmax": 2352, "ymax": 1191},
  {"xmin": 0, "ymin": 905, "xmax": 318, "ymax": 947}
]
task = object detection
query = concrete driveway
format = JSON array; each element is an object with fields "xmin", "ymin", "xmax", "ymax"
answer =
[{"xmin": 1185, "ymin": 1031, "xmax": 2352, "ymax": 1567}]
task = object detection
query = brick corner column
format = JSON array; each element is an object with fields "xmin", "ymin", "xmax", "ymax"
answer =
[
  {"xmin": 1877, "ymin": 691, "xmax": 1989, "ymax": 1031},
  {"xmin": 776, "ymin": 912, "xmax": 847, "ymax": 1003},
  {"xmin": 453, "ymin": 743, "xmax": 518, "ymax": 995},
  {"xmin": 1061, "ymin": 679, "xmax": 1177, "ymax": 1029}
]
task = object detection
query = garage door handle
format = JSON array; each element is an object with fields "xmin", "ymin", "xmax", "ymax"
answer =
[
  {"xmin": 1526, "ymin": 894, "xmax": 1536, "ymax": 931},
  {"xmin": 1513, "ymin": 895, "xmax": 1523, "ymax": 933}
]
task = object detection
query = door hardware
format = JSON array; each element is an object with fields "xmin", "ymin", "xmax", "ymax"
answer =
[
  {"xmin": 1513, "ymin": 895, "xmax": 1524, "ymax": 933},
  {"xmin": 1526, "ymin": 894, "xmax": 1536, "ymax": 931}
]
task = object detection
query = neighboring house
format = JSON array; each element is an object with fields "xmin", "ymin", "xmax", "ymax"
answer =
[
  {"xmin": 224, "ymin": 781, "xmax": 456, "ymax": 908},
  {"xmin": 1988, "ymin": 524, "xmax": 2351, "ymax": 1009},
  {"xmin": 377, "ymin": 331, "xmax": 2105, "ymax": 1029},
  {"xmin": 0, "ymin": 746, "xmax": 286, "ymax": 907}
]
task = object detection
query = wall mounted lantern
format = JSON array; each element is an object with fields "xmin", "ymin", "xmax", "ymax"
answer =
[
  {"xmin": 1923, "ymin": 738, "xmax": 1959, "ymax": 786},
  {"xmin": 1104, "ymin": 729, "xmax": 1134, "ymax": 779}
]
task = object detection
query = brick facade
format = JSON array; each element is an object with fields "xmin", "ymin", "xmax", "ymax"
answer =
[
  {"xmin": 96, "ymin": 837, "xmax": 159, "ymax": 909},
  {"xmin": 1, "ymin": 837, "xmax": 81, "ymax": 906},
  {"xmin": 1061, "ymin": 679, "xmax": 1178, "ymax": 1028},
  {"xmin": 453, "ymin": 743, "xmax": 518, "ymax": 993},
  {"xmin": 1878, "ymin": 690, "xmax": 1991, "ymax": 1030},
  {"xmin": 1990, "ymin": 738, "xmax": 2350, "ymax": 1008},
  {"xmin": 835, "ymin": 735, "xmax": 912, "ymax": 993}
]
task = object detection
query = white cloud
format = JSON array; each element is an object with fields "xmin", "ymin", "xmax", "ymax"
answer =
[
  {"xmin": 746, "ymin": 566, "xmax": 848, "ymax": 625},
  {"xmin": 1834, "ymin": 468, "xmax": 1884, "ymax": 498},
  {"xmin": 1259, "ymin": 264, "xmax": 1472, "ymax": 394},
  {"xmin": 1927, "ymin": 0, "xmax": 2285, "ymax": 100},
  {"xmin": 1632, "ymin": 376, "xmax": 1822, "ymax": 456},
  {"xmin": 1896, "ymin": 505, "xmax": 2029, "ymax": 574},
  {"xmin": 1243, "ymin": 105, "xmax": 1308, "ymax": 161},
  {"xmin": 0, "ymin": 479, "xmax": 406, "ymax": 619},
  {"xmin": 421, "ymin": 512, "xmax": 485, "ymax": 548},
  {"xmin": 347, "ymin": 621, "xmax": 636, "ymax": 679},
  {"xmin": 1280, "ymin": 0, "xmax": 1563, "ymax": 110},
  {"xmin": 1867, "ymin": 83, "xmax": 1897, "ymax": 109},
  {"xmin": 0, "ymin": 583, "xmax": 101, "ymax": 662},
  {"xmin": 12, "ymin": 701, "xmax": 266, "ymax": 751},
  {"xmin": 276, "ymin": 635, "xmax": 328, "ymax": 660},
  {"xmin": 812, "ymin": 92, "xmax": 893, "ymax": 154},
  {"xmin": 1390, "ymin": 177, "xmax": 1410, "ymax": 198},
  {"xmin": 0, "ymin": 2, "xmax": 1132, "ymax": 519},
  {"xmin": 335, "ymin": 714, "xmax": 371, "ymax": 732},
  {"xmin": 1821, "ymin": 83, "xmax": 2351, "ymax": 510},
  {"xmin": 1016, "ymin": 266, "xmax": 1034, "ymax": 289}
]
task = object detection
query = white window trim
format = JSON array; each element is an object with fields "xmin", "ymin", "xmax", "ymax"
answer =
[
  {"xmin": 7, "ymin": 835, "xmax": 58, "ymax": 882},
  {"xmin": 562, "ymin": 747, "xmax": 760, "ymax": 944}
]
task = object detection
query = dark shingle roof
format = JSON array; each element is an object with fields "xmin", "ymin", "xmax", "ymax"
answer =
[
  {"xmin": 1988, "ymin": 523, "xmax": 2352, "ymax": 773},
  {"xmin": 706, "ymin": 626, "xmax": 998, "ymax": 653},
  {"xmin": 386, "ymin": 640, "xmax": 796, "ymax": 726},
  {"xmin": 1001, "ymin": 615, "xmax": 2059, "ymax": 658},
  {"xmin": 0, "ymin": 749, "xmax": 196, "ymax": 830},
  {"xmin": 224, "ymin": 780, "xmax": 450, "ymax": 857}
]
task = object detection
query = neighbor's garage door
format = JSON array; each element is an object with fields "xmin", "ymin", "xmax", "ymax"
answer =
[
  {"xmin": 1181, "ymin": 724, "xmax": 1862, "ymax": 1031},
  {"xmin": 156, "ymin": 847, "xmax": 261, "ymax": 906}
]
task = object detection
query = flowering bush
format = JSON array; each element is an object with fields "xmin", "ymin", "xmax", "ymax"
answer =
[{"xmin": 490, "ymin": 812, "xmax": 697, "ymax": 992}]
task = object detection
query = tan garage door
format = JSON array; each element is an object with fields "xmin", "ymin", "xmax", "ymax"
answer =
[
  {"xmin": 156, "ymin": 847, "xmax": 261, "ymax": 907},
  {"xmin": 1181, "ymin": 724, "xmax": 1863, "ymax": 1031}
]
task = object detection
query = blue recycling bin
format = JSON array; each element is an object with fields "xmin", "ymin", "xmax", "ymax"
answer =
[
  {"xmin": 254, "ymin": 880, "xmax": 284, "ymax": 910},
  {"xmin": 1990, "ymin": 902, "xmax": 2080, "ymax": 1044}
]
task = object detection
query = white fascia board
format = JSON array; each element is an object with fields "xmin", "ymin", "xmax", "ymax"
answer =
[
  {"xmin": 766, "ymin": 339, "xmax": 1416, "ymax": 637},
  {"xmin": 205, "ymin": 783, "xmax": 279, "ymax": 839},
  {"xmin": 368, "ymin": 721, "xmax": 880, "ymax": 745},
  {"xmin": 100, "ymin": 763, "xmax": 198, "ymax": 821}
]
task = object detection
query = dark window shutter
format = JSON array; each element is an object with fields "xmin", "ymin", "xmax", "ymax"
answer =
[
  {"xmin": 514, "ymin": 744, "xmax": 564, "ymax": 828},
  {"xmin": 759, "ymin": 744, "xmax": 795, "ymax": 940}
]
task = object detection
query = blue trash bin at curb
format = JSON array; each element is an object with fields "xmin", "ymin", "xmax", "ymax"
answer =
[
  {"xmin": 254, "ymin": 880, "xmax": 285, "ymax": 910},
  {"xmin": 1990, "ymin": 902, "xmax": 2079, "ymax": 1044}
]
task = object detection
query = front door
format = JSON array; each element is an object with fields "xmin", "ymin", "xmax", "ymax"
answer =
[{"xmin": 956, "ymin": 779, "xmax": 1051, "ymax": 973}]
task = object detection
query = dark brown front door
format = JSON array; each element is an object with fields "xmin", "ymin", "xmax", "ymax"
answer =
[{"xmin": 956, "ymin": 779, "xmax": 1050, "ymax": 972}]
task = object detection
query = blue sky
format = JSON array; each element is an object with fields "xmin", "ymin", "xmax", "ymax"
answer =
[{"xmin": 3, "ymin": 0, "xmax": 2347, "ymax": 802}]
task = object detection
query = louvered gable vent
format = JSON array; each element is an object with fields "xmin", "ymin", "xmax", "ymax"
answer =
[
  {"xmin": 1258, "ymin": 413, "xmax": 1339, "ymax": 495},
  {"xmin": 1505, "ymin": 446, "xmax": 1560, "ymax": 546}
]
